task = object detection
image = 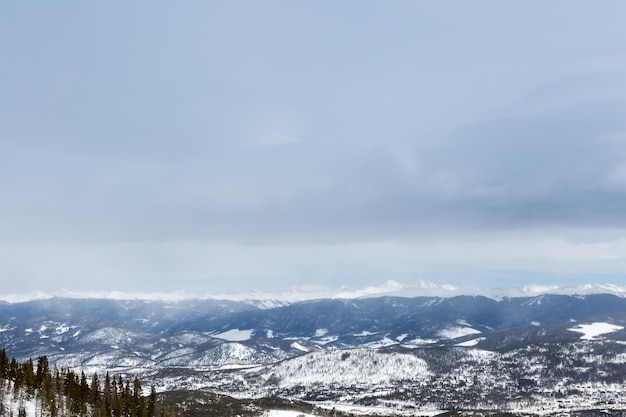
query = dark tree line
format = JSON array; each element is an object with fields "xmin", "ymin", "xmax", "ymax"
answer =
[{"xmin": 0, "ymin": 349, "xmax": 181, "ymax": 417}]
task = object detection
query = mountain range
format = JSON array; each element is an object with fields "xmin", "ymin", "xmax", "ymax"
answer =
[{"xmin": 4, "ymin": 284, "xmax": 626, "ymax": 415}]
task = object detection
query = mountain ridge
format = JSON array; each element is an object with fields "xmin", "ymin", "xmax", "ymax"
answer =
[
  {"xmin": 4, "ymin": 291, "xmax": 626, "ymax": 414},
  {"xmin": 2, "ymin": 281, "xmax": 626, "ymax": 304},
  {"xmin": 3, "ymin": 292, "xmax": 626, "ymax": 371}
]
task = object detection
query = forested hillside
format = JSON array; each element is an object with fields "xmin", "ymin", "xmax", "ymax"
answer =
[{"xmin": 0, "ymin": 349, "xmax": 180, "ymax": 417}]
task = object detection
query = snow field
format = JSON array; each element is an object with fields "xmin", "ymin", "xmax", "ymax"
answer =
[
  {"xmin": 568, "ymin": 322, "xmax": 624, "ymax": 340},
  {"xmin": 263, "ymin": 410, "xmax": 320, "ymax": 417},
  {"xmin": 265, "ymin": 348, "xmax": 430, "ymax": 388},
  {"xmin": 213, "ymin": 328, "xmax": 254, "ymax": 341}
]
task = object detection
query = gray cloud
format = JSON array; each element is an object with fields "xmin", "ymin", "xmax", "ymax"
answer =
[{"xmin": 2, "ymin": 1, "xmax": 626, "ymax": 292}]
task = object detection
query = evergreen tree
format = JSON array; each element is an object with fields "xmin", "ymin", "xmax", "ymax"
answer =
[
  {"xmin": 104, "ymin": 372, "xmax": 113, "ymax": 414},
  {"xmin": 0, "ymin": 348, "xmax": 8, "ymax": 379},
  {"xmin": 23, "ymin": 358, "xmax": 36, "ymax": 396},
  {"xmin": 133, "ymin": 377, "xmax": 147, "ymax": 417},
  {"xmin": 90, "ymin": 372, "xmax": 101, "ymax": 407},
  {"xmin": 0, "ymin": 352, "xmax": 165, "ymax": 417},
  {"xmin": 147, "ymin": 386, "xmax": 158, "ymax": 417},
  {"xmin": 9, "ymin": 357, "xmax": 18, "ymax": 384},
  {"xmin": 35, "ymin": 355, "xmax": 49, "ymax": 389}
]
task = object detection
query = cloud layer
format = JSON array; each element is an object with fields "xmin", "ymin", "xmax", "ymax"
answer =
[{"xmin": 1, "ymin": 2, "xmax": 626, "ymax": 293}]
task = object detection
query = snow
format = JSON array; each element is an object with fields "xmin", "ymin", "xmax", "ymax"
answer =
[
  {"xmin": 1, "ymin": 381, "xmax": 38, "ymax": 417},
  {"xmin": 363, "ymin": 337, "xmax": 397, "ymax": 348},
  {"xmin": 55, "ymin": 323, "xmax": 70, "ymax": 334},
  {"xmin": 82, "ymin": 327, "xmax": 130, "ymax": 344},
  {"xmin": 568, "ymin": 322, "xmax": 624, "ymax": 340},
  {"xmin": 213, "ymin": 328, "xmax": 253, "ymax": 341},
  {"xmin": 401, "ymin": 338, "xmax": 436, "ymax": 347},
  {"xmin": 316, "ymin": 402, "xmax": 444, "ymax": 417},
  {"xmin": 438, "ymin": 326, "xmax": 481, "ymax": 339},
  {"xmin": 173, "ymin": 332, "xmax": 213, "ymax": 345},
  {"xmin": 315, "ymin": 328, "xmax": 328, "ymax": 337},
  {"xmin": 354, "ymin": 330, "xmax": 377, "ymax": 336},
  {"xmin": 5, "ymin": 281, "xmax": 626, "ymax": 304},
  {"xmin": 263, "ymin": 410, "xmax": 320, "ymax": 417},
  {"xmin": 315, "ymin": 335, "xmax": 339, "ymax": 345},
  {"xmin": 291, "ymin": 342, "xmax": 309, "ymax": 352},
  {"xmin": 456, "ymin": 337, "xmax": 485, "ymax": 347},
  {"xmin": 523, "ymin": 295, "xmax": 545, "ymax": 306},
  {"xmin": 266, "ymin": 348, "xmax": 430, "ymax": 388}
]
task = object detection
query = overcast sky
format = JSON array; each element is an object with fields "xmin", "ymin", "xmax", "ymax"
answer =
[{"xmin": 2, "ymin": 1, "xmax": 626, "ymax": 296}]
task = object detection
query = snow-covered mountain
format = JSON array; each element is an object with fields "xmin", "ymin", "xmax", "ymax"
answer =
[
  {"xmin": 4, "ymin": 281, "xmax": 626, "ymax": 304},
  {"xmin": 3, "ymin": 288, "xmax": 626, "ymax": 415},
  {"xmin": 2, "ymin": 291, "xmax": 626, "ymax": 370}
]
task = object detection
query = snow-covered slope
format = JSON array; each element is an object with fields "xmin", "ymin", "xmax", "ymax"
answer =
[{"xmin": 262, "ymin": 348, "xmax": 430, "ymax": 388}]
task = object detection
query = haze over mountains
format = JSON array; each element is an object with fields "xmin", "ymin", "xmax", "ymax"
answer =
[
  {"xmin": 2, "ymin": 283, "xmax": 626, "ymax": 370},
  {"xmin": 3, "ymin": 280, "xmax": 626, "ymax": 304}
]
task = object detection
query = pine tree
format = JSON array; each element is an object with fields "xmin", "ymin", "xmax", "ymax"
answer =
[
  {"xmin": 90, "ymin": 373, "xmax": 101, "ymax": 407},
  {"xmin": 9, "ymin": 358, "xmax": 18, "ymax": 384},
  {"xmin": 0, "ymin": 348, "xmax": 8, "ymax": 379},
  {"xmin": 104, "ymin": 372, "xmax": 113, "ymax": 414},
  {"xmin": 23, "ymin": 358, "xmax": 36, "ymax": 396},
  {"xmin": 124, "ymin": 380, "xmax": 132, "ymax": 417},
  {"xmin": 0, "ymin": 353, "xmax": 166, "ymax": 417},
  {"xmin": 147, "ymin": 386, "xmax": 158, "ymax": 417},
  {"xmin": 35, "ymin": 356, "xmax": 49, "ymax": 389},
  {"xmin": 133, "ymin": 377, "xmax": 147, "ymax": 417}
]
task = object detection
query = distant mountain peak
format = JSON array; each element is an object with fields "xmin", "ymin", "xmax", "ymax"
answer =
[{"xmin": 1, "ymin": 281, "xmax": 625, "ymax": 304}]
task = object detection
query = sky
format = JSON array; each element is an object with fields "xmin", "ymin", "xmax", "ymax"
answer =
[{"xmin": 1, "ymin": 1, "xmax": 626, "ymax": 296}]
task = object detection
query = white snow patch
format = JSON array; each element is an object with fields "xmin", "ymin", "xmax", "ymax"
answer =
[
  {"xmin": 291, "ymin": 342, "xmax": 309, "ymax": 352},
  {"xmin": 315, "ymin": 328, "xmax": 328, "ymax": 337},
  {"xmin": 402, "ymin": 338, "xmax": 436, "ymax": 347},
  {"xmin": 456, "ymin": 337, "xmax": 485, "ymax": 347},
  {"xmin": 354, "ymin": 330, "xmax": 377, "ymax": 336},
  {"xmin": 316, "ymin": 335, "xmax": 339, "ymax": 345},
  {"xmin": 213, "ymin": 329, "xmax": 253, "ymax": 341},
  {"xmin": 438, "ymin": 326, "xmax": 481, "ymax": 339},
  {"xmin": 568, "ymin": 322, "xmax": 624, "ymax": 340},
  {"xmin": 396, "ymin": 333, "xmax": 409, "ymax": 341},
  {"xmin": 56, "ymin": 324, "xmax": 70, "ymax": 334},
  {"xmin": 363, "ymin": 337, "xmax": 397, "ymax": 348},
  {"xmin": 264, "ymin": 410, "xmax": 320, "ymax": 417},
  {"xmin": 266, "ymin": 329, "xmax": 274, "ymax": 338}
]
